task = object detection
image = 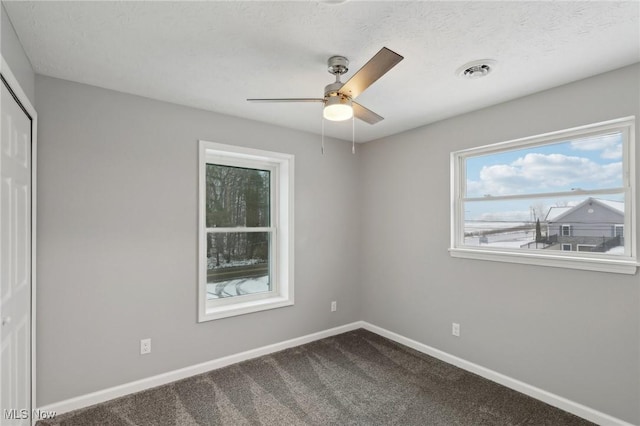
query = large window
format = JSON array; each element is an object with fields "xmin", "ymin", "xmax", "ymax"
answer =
[
  {"xmin": 450, "ymin": 117, "xmax": 637, "ymax": 274},
  {"xmin": 199, "ymin": 141, "xmax": 294, "ymax": 321}
]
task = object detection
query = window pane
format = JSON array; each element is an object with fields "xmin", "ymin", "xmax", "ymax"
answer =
[
  {"xmin": 206, "ymin": 232, "xmax": 270, "ymax": 299},
  {"xmin": 465, "ymin": 132, "xmax": 623, "ymax": 198},
  {"xmin": 206, "ymin": 164, "xmax": 270, "ymax": 227},
  {"xmin": 463, "ymin": 194, "xmax": 625, "ymax": 255}
]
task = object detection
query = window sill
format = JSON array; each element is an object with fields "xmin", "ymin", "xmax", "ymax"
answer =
[
  {"xmin": 199, "ymin": 295, "xmax": 293, "ymax": 322},
  {"xmin": 449, "ymin": 247, "xmax": 638, "ymax": 275}
]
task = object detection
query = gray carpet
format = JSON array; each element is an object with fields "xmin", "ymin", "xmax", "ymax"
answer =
[{"xmin": 37, "ymin": 329, "xmax": 594, "ymax": 425}]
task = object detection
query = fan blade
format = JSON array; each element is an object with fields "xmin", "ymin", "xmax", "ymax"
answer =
[
  {"xmin": 247, "ymin": 98, "xmax": 324, "ymax": 103},
  {"xmin": 353, "ymin": 102, "xmax": 384, "ymax": 125},
  {"xmin": 338, "ymin": 47, "xmax": 404, "ymax": 100}
]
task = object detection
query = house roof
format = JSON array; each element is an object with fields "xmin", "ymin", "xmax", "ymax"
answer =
[
  {"xmin": 544, "ymin": 197, "xmax": 624, "ymax": 223},
  {"xmin": 544, "ymin": 206, "xmax": 572, "ymax": 222},
  {"xmin": 597, "ymin": 199, "xmax": 624, "ymax": 213}
]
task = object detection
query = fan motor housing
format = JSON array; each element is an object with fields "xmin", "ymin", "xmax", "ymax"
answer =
[{"xmin": 327, "ymin": 56, "xmax": 349, "ymax": 75}]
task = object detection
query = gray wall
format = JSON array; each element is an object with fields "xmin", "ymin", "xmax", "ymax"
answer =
[
  {"xmin": 30, "ymin": 54, "xmax": 640, "ymax": 422},
  {"xmin": 360, "ymin": 63, "xmax": 640, "ymax": 424},
  {"xmin": 0, "ymin": 2, "xmax": 34, "ymax": 105},
  {"xmin": 34, "ymin": 75, "xmax": 362, "ymax": 405}
]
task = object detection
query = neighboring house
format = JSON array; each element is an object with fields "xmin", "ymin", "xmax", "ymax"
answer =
[{"xmin": 544, "ymin": 197, "xmax": 624, "ymax": 252}]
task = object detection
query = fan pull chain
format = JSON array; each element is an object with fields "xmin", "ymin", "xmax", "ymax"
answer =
[
  {"xmin": 321, "ymin": 116, "xmax": 325, "ymax": 155},
  {"xmin": 352, "ymin": 115, "xmax": 355, "ymax": 154}
]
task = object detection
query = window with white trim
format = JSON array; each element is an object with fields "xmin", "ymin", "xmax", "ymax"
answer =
[
  {"xmin": 198, "ymin": 141, "xmax": 294, "ymax": 321},
  {"xmin": 615, "ymin": 224, "xmax": 624, "ymax": 238},
  {"xmin": 450, "ymin": 117, "xmax": 637, "ymax": 274}
]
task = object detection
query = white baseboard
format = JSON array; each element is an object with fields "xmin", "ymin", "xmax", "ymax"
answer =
[
  {"xmin": 360, "ymin": 322, "xmax": 635, "ymax": 426},
  {"xmin": 37, "ymin": 321, "xmax": 365, "ymax": 416},
  {"xmin": 39, "ymin": 320, "xmax": 634, "ymax": 426}
]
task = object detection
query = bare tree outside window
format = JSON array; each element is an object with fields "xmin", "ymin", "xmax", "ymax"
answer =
[{"xmin": 205, "ymin": 165, "xmax": 271, "ymax": 299}]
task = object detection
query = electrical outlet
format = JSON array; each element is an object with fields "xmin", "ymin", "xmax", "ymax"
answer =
[
  {"xmin": 452, "ymin": 323, "xmax": 460, "ymax": 337},
  {"xmin": 331, "ymin": 301, "xmax": 337, "ymax": 312},
  {"xmin": 140, "ymin": 338, "xmax": 151, "ymax": 355}
]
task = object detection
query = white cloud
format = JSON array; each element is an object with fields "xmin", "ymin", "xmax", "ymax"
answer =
[
  {"xmin": 600, "ymin": 144, "xmax": 622, "ymax": 159},
  {"xmin": 570, "ymin": 133, "xmax": 622, "ymax": 159},
  {"xmin": 467, "ymin": 152, "xmax": 621, "ymax": 196}
]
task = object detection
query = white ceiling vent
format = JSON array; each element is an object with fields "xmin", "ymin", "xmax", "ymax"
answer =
[{"xmin": 457, "ymin": 59, "xmax": 497, "ymax": 79}]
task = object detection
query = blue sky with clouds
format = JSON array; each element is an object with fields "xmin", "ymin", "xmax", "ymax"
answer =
[{"xmin": 464, "ymin": 131, "xmax": 624, "ymax": 222}]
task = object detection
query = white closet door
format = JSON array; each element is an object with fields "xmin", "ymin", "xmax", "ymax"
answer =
[{"xmin": 0, "ymin": 76, "xmax": 32, "ymax": 425}]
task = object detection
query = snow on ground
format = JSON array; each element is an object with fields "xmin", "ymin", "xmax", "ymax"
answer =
[
  {"xmin": 464, "ymin": 222, "xmax": 627, "ymax": 254},
  {"xmin": 207, "ymin": 258, "xmax": 263, "ymax": 270},
  {"xmin": 605, "ymin": 246, "xmax": 625, "ymax": 255},
  {"xmin": 464, "ymin": 221, "xmax": 528, "ymax": 233},
  {"xmin": 465, "ymin": 230, "xmax": 536, "ymax": 248},
  {"xmin": 207, "ymin": 275, "xmax": 269, "ymax": 299}
]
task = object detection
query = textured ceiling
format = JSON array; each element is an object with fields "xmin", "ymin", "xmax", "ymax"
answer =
[{"xmin": 4, "ymin": 1, "xmax": 639, "ymax": 142}]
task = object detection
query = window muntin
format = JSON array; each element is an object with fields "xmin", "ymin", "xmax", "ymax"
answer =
[
  {"xmin": 451, "ymin": 117, "xmax": 636, "ymax": 274},
  {"xmin": 199, "ymin": 141, "xmax": 294, "ymax": 321}
]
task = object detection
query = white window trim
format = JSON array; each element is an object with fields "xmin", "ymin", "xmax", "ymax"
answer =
[
  {"xmin": 562, "ymin": 244, "xmax": 572, "ymax": 251},
  {"xmin": 198, "ymin": 141, "xmax": 294, "ymax": 322},
  {"xmin": 561, "ymin": 224, "xmax": 571, "ymax": 237},
  {"xmin": 577, "ymin": 244, "xmax": 596, "ymax": 252},
  {"xmin": 450, "ymin": 116, "xmax": 638, "ymax": 275}
]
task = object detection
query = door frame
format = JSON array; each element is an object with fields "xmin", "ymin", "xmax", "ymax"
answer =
[{"xmin": 0, "ymin": 55, "xmax": 37, "ymax": 423}]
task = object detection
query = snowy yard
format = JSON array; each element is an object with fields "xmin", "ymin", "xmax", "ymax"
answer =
[
  {"xmin": 207, "ymin": 258, "xmax": 263, "ymax": 270},
  {"xmin": 605, "ymin": 246, "xmax": 625, "ymax": 255},
  {"xmin": 464, "ymin": 225, "xmax": 625, "ymax": 255},
  {"xmin": 464, "ymin": 221, "xmax": 528, "ymax": 233},
  {"xmin": 207, "ymin": 275, "xmax": 269, "ymax": 299},
  {"xmin": 465, "ymin": 229, "xmax": 536, "ymax": 248}
]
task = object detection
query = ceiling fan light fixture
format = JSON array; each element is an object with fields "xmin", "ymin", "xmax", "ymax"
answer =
[
  {"xmin": 248, "ymin": 47, "xmax": 404, "ymax": 126},
  {"xmin": 323, "ymin": 95, "xmax": 353, "ymax": 121}
]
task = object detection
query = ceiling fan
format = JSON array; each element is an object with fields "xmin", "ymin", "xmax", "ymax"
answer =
[{"xmin": 247, "ymin": 47, "xmax": 404, "ymax": 125}]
